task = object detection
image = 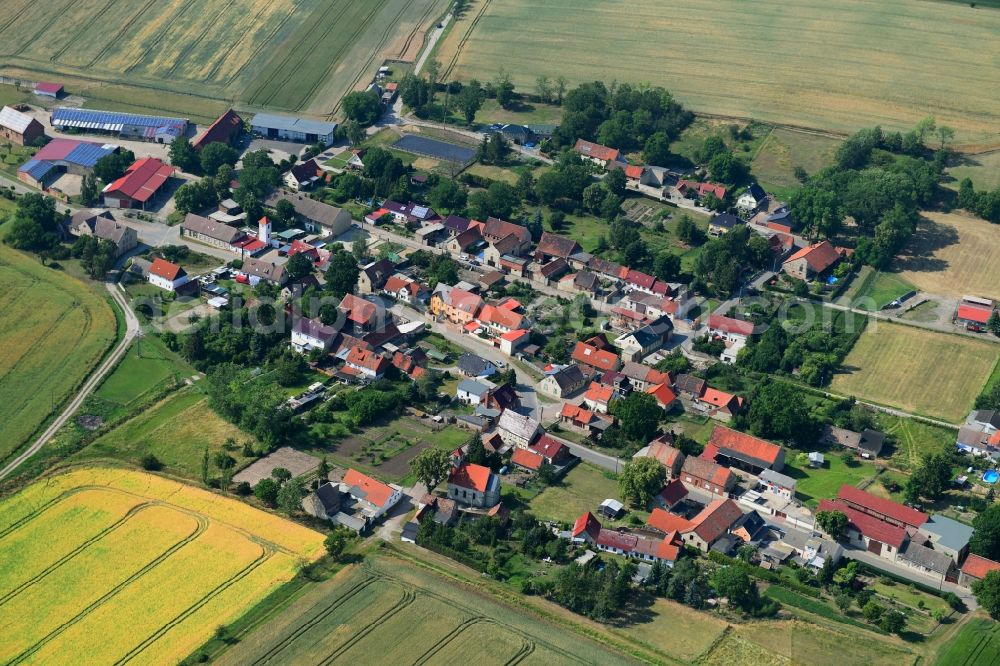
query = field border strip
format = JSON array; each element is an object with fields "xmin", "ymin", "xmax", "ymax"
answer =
[
  {"xmin": 8, "ymin": 512, "xmax": 208, "ymax": 665},
  {"xmin": 318, "ymin": 587, "xmax": 418, "ymax": 665},
  {"xmin": 245, "ymin": 574, "xmax": 380, "ymax": 666},
  {"xmin": 115, "ymin": 544, "xmax": 273, "ymax": 665},
  {"xmin": 0, "ymin": 501, "xmax": 157, "ymax": 607}
]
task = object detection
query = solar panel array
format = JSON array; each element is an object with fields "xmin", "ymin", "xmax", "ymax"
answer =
[
  {"xmin": 392, "ymin": 135, "xmax": 476, "ymax": 164},
  {"xmin": 64, "ymin": 142, "xmax": 116, "ymax": 168},
  {"xmin": 18, "ymin": 159, "xmax": 55, "ymax": 182},
  {"xmin": 51, "ymin": 107, "xmax": 187, "ymax": 133}
]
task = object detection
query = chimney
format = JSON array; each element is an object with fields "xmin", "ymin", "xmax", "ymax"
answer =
[{"xmin": 258, "ymin": 216, "xmax": 271, "ymax": 244}]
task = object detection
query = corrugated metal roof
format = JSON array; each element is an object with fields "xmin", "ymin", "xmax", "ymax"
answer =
[
  {"xmin": 250, "ymin": 112, "xmax": 337, "ymax": 136},
  {"xmin": 0, "ymin": 106, "xmax": 35, "ymax": 134}
]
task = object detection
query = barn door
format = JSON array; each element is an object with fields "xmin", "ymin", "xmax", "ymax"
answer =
[{"xmin": 867, "ymin": 539, "xmax": 883, "ymax": 556}]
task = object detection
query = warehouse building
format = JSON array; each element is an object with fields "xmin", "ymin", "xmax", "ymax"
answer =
[
  {"xmin": 251, "ymin": 113, "xmax": 337, "ymax": 144},
  {"xmin": 17, "ymin": 138, "xmax": 118, "ymax": 189},
  {"xmin": 51, "ymin": 107, "xmax": 188, "ymax": 143},
  {"xmin": 102, "ymin": 157, "xmax": 174, "ymax": 209},
  {"xmin": 0, "ymin": 105, "xmax": 45, "ymax": 146}
]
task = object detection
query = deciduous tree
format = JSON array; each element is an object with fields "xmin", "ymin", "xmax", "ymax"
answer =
[{"xmin": 618, "ymin": 457, "xmax": 666, "ymax": 507}]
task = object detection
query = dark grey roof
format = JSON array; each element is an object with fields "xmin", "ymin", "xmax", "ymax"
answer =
[
  {"xmin": 859, "ymin": 429, "xmax": 886, "ymax": 455},
  {"xmin": 975, "ymin": 410, "xmax": 1000, "ymax": 429},
  {"xmin": 745, "ymin": 183, "xmax": 767, "ymax": 203},
  {"xmin": 710, "ymin": 213, "xmax": 743, "ymax": 229},
  {"xmin": 898, "ymin": 540, "xmax": 954, "ymax": 575},
  {"xmin": 314, "ymin": 483, "xmax": 342, "ymax": 513},
  {"xmin": 675, "ymin": 374, "xmax": 706, "ymax": 395},
  {"xmin": 574, "ymin": 271, "xmax": 598, "ymax": 291},
  {"xmin": 550, "ymin": 364, "xmax": 585, "ymax": 391},
  {"xmin": 733, "ymin": 510, "xmax": 766, "ymax": 538},
  {"xmin": 711, "ymin": 534, "xmax": 739, "ymax": 555},
  {"xmin": 457, "ymin": 352, "xmax": 494, "ymax": 376}
]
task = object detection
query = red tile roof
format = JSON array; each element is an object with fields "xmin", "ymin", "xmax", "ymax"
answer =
[
  {"xmin": 192, "ymin": 108, "xmax": 243, "ymax": 150},
  {"xmin": 343, "ymin": 468, "xmax": 395, "ymax": 508},
  {"xmin": 446, "ymin": 288, "xmax": 484, "ymax": 315},
  {"xmin": 383, "ymin": 274, "xmax": 411, "ymax": 293},
  {"xmin": 572, "ymin": 341, "xmax": 620, "ymax": 372},
  {"xmin": 688, "ymin": 499, "xmax": 743, "ymax": 544},
  {"xmin": 339, "ymin": 293, "xmax": 379, "ymax": 326},
  {"xmin": 707, "ymin": 314, "xmax": 755, "ymax": 337},
  {"xmin": 530, "ymin": 434, "xmax": 568, "ymax": 461},
  {"xmin": 677, "ymin": 179, "xmax": 727, "ymax": 199},
  {"xmin": 658, "ymin": 479, "xmax": 688, "ymax": 506},
  {"xmin": 958, "ymin": 304, "xmax": 993, "ymax": 324},
  {"xmin": 345, "ymin": 346, "xmax": 389, "ymax": 373},
  {"xmin": 647, "ymin": 508, "xmax": 692, "ymax": 533},
  {"xmin": 103, "ymin": 157, "xmax": 174, "ymax": 203},
  {"xmin": 646, "ymin": 383, "xmax": 678, "ymax": 408},
  {"xmin": 625, "ymin": 269, "xmax": 656, "ymax": 290},
  {"xmin": 656, "ymin": 536, "xmax": 681, "ymax": 561},
  {"xmin": 682, "ymin": 456, "xmax": 734, "ymax": 489},
  {"xmin": 449, "ymin": 462, "xmax": 493, "ymax": 492},
  {"xmin": 961, "ymin": 554, "xmax": 1000, "ymax": 580},
  {"xmin": 585, "ymin": 381, "xmax": 614, "ymax": 405},
  {"xmin": 478, "ymin": 304, "xmax": 525, "ymax": 330},
  {"xmin": 561, "ymin": 402, "xmax": 596, "ymax": 424},
  {"xmin": 624, "ymin": 165, "xmax": 644, "ymax": 179},
  {"xmin": 597, "ymin": 528, "xmax": 638, "ymax": 551},
  {"xmin": 500, "ymin": 328, "xmax": 529, "ymax": 342},
  {"xmin": 648, "ymin": 441, "xmax": 684, "ymax": 469},
  {"xmin": 701, "ymin": 388, "xmax": 741, "ymax": 413},
  {"xmin": 707, "ymin": 425, "xmax": 782, "ymax": 466},
  {"xmin": 573, "ymin": 139, "xmax": 619, "ymax": 163},
  {"xmin": 149, "ymin": 257, "xmax": 184, "ymax": 281},
  {"xmin": 784, "ymin": 240, "xmax": 842, "ymax": 273},
  {"xmin": 572, "ymin": 511, "xmax": 602, "ymax": 540},
  {"xmin": 837, "ymin": 485, "xmax": 928, "ymax": 527},
  {"xmin": 511, "ymin": 447, "xmax": 545, "ymax": 471},
  {"xmin": 818, "ymin": 499, "xmax": 907, "ymax": 548}
]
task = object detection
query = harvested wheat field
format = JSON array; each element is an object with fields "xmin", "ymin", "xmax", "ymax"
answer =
[
  {"xmin": 892, "ymin": 211, "xmax": 1000, "ymax": 301},
  {"xmin": 832, "ymin": 322, "xmax": 999, "ymax": 423},
  {"xmin": 0, "ymin": 467, "xmax": 324, "ymax": 666},
  {"xmin": 0, "ymin": 241, "xmax": 115, "ymax": 469},
  {"xmin": 439, "ymin": 0, "xmax": 1000, "ymax": 146}
]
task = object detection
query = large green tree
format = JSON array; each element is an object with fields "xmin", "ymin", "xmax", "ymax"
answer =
[
  {"xmin": 618, "ymin": 457, "xmax": 666, "ymax": 507},
  {"xmin": 971, "ymin": 504, "xmax": 1000, "ymax": 560},
  {"xmin": 609, "ymin": 391, "xmax": 662, "ymax": 444},
  {"xmin": 973, "ymin": 571, "xmax": 1000, "ymax": 620},
  {"xmin": 410, "ymin": 448, "xmax": 453, "ymax": 490}
]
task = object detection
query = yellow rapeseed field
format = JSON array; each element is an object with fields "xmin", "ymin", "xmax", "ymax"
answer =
[{"xmin": 0, "ymin": 467, "xmax": 325, "ymax": 665}]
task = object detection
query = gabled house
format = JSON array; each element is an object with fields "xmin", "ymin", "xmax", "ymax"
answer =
[
  {"xmin": 147, "ymin": 258, "xmax": 188, "ymax": 292},
  {"xmin": 382, "ymin": 274, "xmax": 429, "ymax": 304},
  {"xmin": 573, "ymin": 139, "xmax": 623, "ymax": 168},
  {"xmin": 571, "ymin": 341, "xmax": 621, "ymax": 375},
  {"xmin": 960, "ymin": 554, "xmax": 1000, "ymax": 589},
  {"xmin": 736, "ymin": 183, "xmax": 767, "ymax": 214},
  {"xmin": 476, "ymin": 303, "xmax": 526, "ymax": 338},
  {"xmin": 758, "ymin": 469, "xmax": 797, "ymax": 500},
  {"xmin": 180, "ymin": 212, "xmax": 246, "ymax": 250},
  {"xmin": 637, "ymin": 439, "xmax": 685, "ymax": 478},
  {"xmin": 448, "ymin": 454, "xmax": 501, "ymax": 507},
  {"xmin": 457, "ymin": 352, "xmax": 496, "ymax": 378},
  {"xmin": 695, "ymin": 387, "xmax": 744, "ymax": 423},
  {"xmin": 457, "ymin": 379, "xmax": 491, "ymax": 405},
  {"xmin": 583, "ymin": 382, "xmax": 615, "ymax": 414},
  {"xmin": 822, "ymin": 425, "xmax": 886, "ymax": 458},
  {"xmin": 511, "ymin": 447, "xmax": 546, "ymax": 472},
  {"xmin": 283, "ymin": 158, "xmax": 324, "ymax": 190},
  {"xmin": 339, "ymin": 293, "xmax": 385, "ymax": 332},
  {"xmin": 708, "ymin": 213, "xmax": 742, "ymax": 237},
  {"xmin": 529, "ymin": 434, "xmax": 570, "ymax": 465},
  {"xmin": 430, "ymin": 286, "xmax": 483, "ymax": 325},
  {"xmin": 620, "ymin": 362, "xmax": 671, "ymax": 392},
  {"xmin": 291, "ymin": 317, "xmax": 338, "ymax": 353},
  {"xmin": 782, "ymin": 241, "xmax": 843, "ymax": 281},
  {"xmin": 496, "ymin": 410, "xmax": 541, "ymax": 449},
  {"xmin": 499, "ymin": 329, "xmax": 530, "ymax": 356},
  {"xmin": 647, "ymin": 499, "xmax": 744, "ymax": 553},
  {"xmin": 559, "ymin": 403, "xmax": 613, "ymax": 439},
  {"xmin": 645, "ymin": 383, "xmax": 678, "ymax": 411},
  {"xmin": 70, "ymin": 211, "xmax": 137, "ymax": 257},
  {"xmin": 676, "ymin": 179, "xmax": 727, "ymax": 201},
  {"xmin": 674, "ymin": 373, "xmax": 707, "ymax": 401},
  {"xmin": 239, "ymin": 257, "xmax": 287, "ymax": 286},
  {"xmin": 539, "ymin": 364, "xmax": 587, "ymax": 399},
  {"xmin": 446, "ymin": 226, "xmax": 484, "ymax": 255},
  {"xmin": 614, "ymin": 315, "xmax": 673, "ymax": 362},
  {"xmin": 358, "ymin": 259, "xmax": 395, "ymax": 294},
  {"xmin": 265, "ymin": 192, "xmax": 352, "ymax": 237},
  {"xmin": 680, "ymin": 456, "xmax": 736, "ymax": 497},
  {"xmin": 536, "ymin": 232, "xmax": 582, "ymax": 263},
  {"xmin": 706, "ymin": 314, "xmax": 756, "ymax": 364},
  {"xmin": 344, "ymin": 346, "xmax": 389, "ymax": 380},
  {"xmin": 702, "ymin": 425, "xmax": 785, "ymax": 474}
]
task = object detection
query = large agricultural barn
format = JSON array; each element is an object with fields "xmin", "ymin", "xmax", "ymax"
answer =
[
  {"xmin": 50, "ymin": 108, "xmax": 188, "ymax": 144},
  {"xmin": 251, "ymin": 113, "xmax": 337, "ymax": 144},
  {"xmin": 17, "ymin": 138, "xmax": 118, "ymax": 189},
  {"xmin": 101, "ymin": 157, "xmax": 174, "ymax": 209}
]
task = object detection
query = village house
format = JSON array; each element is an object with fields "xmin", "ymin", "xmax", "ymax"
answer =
[
  {"xmin": 620, "ymin": 362, "xmax": 671, "ymax": 393},
  {"xmin": 192, "ymin": 108, "xmax": 243, "ymax": 150},
  {"xmin": 180, "ymin": 213, "xmax": 246, "ymax": 250},
  {"xmin": 283, "ymin": 158, "xmax": 324, "ymax": 191},
  {"xmin": 571, "ymin": 340, "xmax": 621, "ymax": 375},
  {"xmin": 920, "ymin": 514, "xmax": 973, "ymax": 564},
  {"xmin": 456, "ymin": 379, "xmax": 491, "ymax": 405},
  {"xmin": 511, "ymin": 447, "xmax": 546, "ymax": 472},
  {"xmin": 339, "ymin": 293, "xmax": 385, "ymax": 333},
  {"xmin": 239, "ymin": 257, "xmax": 287, "ymax": 286},
  {"xmin": 573, "ymin": 512, "xmax": 682, "ymax": 565},
  {"xmin": 957, "ymin": 409, "xmax": 1000, "ymax": 457},
  {"xmin": 758, "ymin": 469, "xmax": 797, "ymax": 500},
  {"xmin": 676, "ymin": 179, "xmax": 727, "ymax": 201},
  {"xmin": 647, "ymin": 499, "xmax": 744, "ymax": 553},
  {"xmin": 147, "ymin": 258, "xmax": 189, "ymax": 292},
  {"xmin": 382, "ymin": 274, "xmax": 429, "ymax": 304},
  {"xmin": 391, "ymin": 348, "xmax": 427, "ymax": 381},
  {"xmin": 291, "ymin": 317, "xmax": 338, "ymax": 353},
  {"xmin": 821, "ymin": 425, "xmax": 886, "ymax": 459},
  {"xmin": 265, "ymin": 192, "xmax": 352, "ymax": 237},
  {"xmin": 538, "ymin": 364, "xmax": 587, "ymax": 399},
  {"xmin": 344, "ymin": 346, "xmax": 390, "ymax": 380},
  {"xmin": 736, "ymin": 183, "xmax": 768, "ymax": 214},
  {"xmin": 582, "ymin": 382, "xmax": 615, "ymax": 414},
  {"xmin": 529, "ymin": 434, "xmax": 570, "ymax": 466},
  {"xmin": 635, "ymin": 438, "xmax": 685, "ymax": 478},
  {"xmin": 457, "ymin": 352, "xmax": 496, "ymax": 378},
  {"xmin": 706, "ymin": 314, "xmax": 757, "ymax": 364},
  {"xmin": 702, "ymin": 425, "xmax": 785, "ymax": 474},
  {"xmin": 679, "ymin": 456, "xmax": 736, "ymax": 497},
  {"xmin": 645, "ymin": 383, "xmax": 679, "ymax": 411},
  {"xmin": 476, "ymin": 303, "xmax": 527, "ymax": 338},
  {"xmin": 70, "ymin": 211, "xmax": 137, "ymax": 257},
  {"xmin": 573, "ymin": 139, "xmax": 625, "ymax": 168},
  {"xmin": 496, "ymin": 409, "xmax": 541, "ymax": 449},
  {"xmin": 558, "ymin": 270, "xmax": 603, "ymax": 299},
  {"xmin": 498, "ymin": 329, "xmax": 530, "ymax": 356},
  {"xmin": 782, "ymin": 240, "xmax": 843, "ymax": 281},
  {"xmin": 960, "ymin": 554, "xmax": 1000, "ymax": 589},
  {"xmin": 102, "ymin": 157, "xmax": 174, "ymax": 209},
  {"xmin": 357, "ymin": 259, "xmax": 395, "ymax": 294},
  {"xmin": 559, "ymin": 403, "xmax": 613, "ymax": 439},
  {"xmin": 302, "ymin": 469, "xmax": 402, "ymax": 533},
  {"xmin": 448, "ymin": 452, "xmax": 501, "ymax": 508},
  {"xmin": 674, "ymin": 373, "xmax": 707, "ymax": 402},
  {"xmin": 614, "ymin": 315, "xmax": 674, "ymax": 362},
  {"xmin": 535, "ymin": 232, "xmax": 582, "ymax": 264},
  {"xmin": 430, "ymin": 285, "xmax": 483, "ymax": 325},
  {"xmin": 708, "ymin": 213, "xmax": 743, "ymax": 237},
  {"xmin": 817, "ymin": 485, "xmax": 928, "ymax": 562}
]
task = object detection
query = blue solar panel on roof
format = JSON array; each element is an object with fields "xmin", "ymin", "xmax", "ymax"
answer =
[
  {"xmin": 392, "ymin": 135, "xmax": 475, "ymax": 164},
  {"xmin": 19, "ymin": 159, "xmax": 55, "ymax": 181},
  {"xmin": 52, "ymin": 107, "xmax": 186, "ymax": 130}
]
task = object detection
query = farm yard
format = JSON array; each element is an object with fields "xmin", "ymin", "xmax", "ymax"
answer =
[
  {"xmin": 437, "ymin": 0, "xmax": 1000, "ymax": 147},
  {"xmin": 0, "ymin": 0, "xmax": 448, "ymax": 119},
  {"xmin": 0, "ymin": 240, "xmax": 116, "ymax": 470},
  {"xmin": 214, "ymin": 551, "xmax": 638, "ymax": 666},
  {"xmin": 0, "ymin": 467, "xmax": 324, "ymax": 666},
  {"xmin": 892, "ymin": 211, "xmax": 1000, "ymax": 301},
  {"xmin": 831, "ymin": 322, "xmax": 1000, "ymax": 423}
]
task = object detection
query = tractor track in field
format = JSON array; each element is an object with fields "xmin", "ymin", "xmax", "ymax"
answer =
[
  {"xmin": 411, "ymin": 616, "xmax": 486, "ymax": 665},
  {"xmin": 162, "ymin": 0, "xmax": 238, "ymax": 81},
  {"xmin": 85, "ymin": 0, "xmax": 158, "ymax": 69},
  {"xmin": 8, "ymin": 513, "xmax": 208, "ymax": 665},
  {"xmin": 116, "ymin": 544, "xmax": 273, "ymax": 665},
  {"xmin": 0, "ymin": 501, "xmax": 158, "ymax": 607},
  {"xmin": 318, "ymin": 588, "xmax": 417, "ymax": 665},
  {"xmin": 123, "ymin": 0, "xmax": 199, "ymax": 75},
  {"xmin": 51, "ymin": 0, "xmax": 119, "ymax": 64},
  {"xmin": 441, "ymin": 0, "xmax": 492, "ymax": 80}
]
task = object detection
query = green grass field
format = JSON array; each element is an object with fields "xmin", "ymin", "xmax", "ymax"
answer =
[
  {"xmin": 783, "ymin": 456, "xmax": 878, "ymax": 508},
  {"xmin": 751, "ymin": 128, "xmax": 842, "ymax": 197},
  {"xmin": 0, "ymin": 0, "xmax": 447, "ymax": 118},
  {"xmin": 851, "ymin": 271, "xmax": 915, "ymax": 311},
  {"xmin": 0, "ymin": 239, "xmax": 116, "ymax": 469},
  {"xmin": 832, "ymin": 323, "xmax": 1000, "ymax": 422},
  {"xmin": 879, "ymin": 414, "xmax": 957, "ymax": 470},
  {"xmin": 213, "ymin": 551, "xmax": 638, "ymax": 665},
  {"xmin": 438, "ymin": 0, "xmax": 1000, "ymax": 147},
  {"xmin": 0, "ymin": 467, "xmax": 324, "ymax": 666},
  {"xmin": 75, "ymin": 387, "xmax": 255, "ymax": 480},
  {"xmin": 92, "ymin": 335, "xmax": 194, "ymax": 416},
  {"xmin": 937, "ymin": 617, "xmax": 1000, "ymax": 666},
  {"xmin": 526, "ymin": 462, "xmax": 627, "ymax": 526},
  {"xmin": 947, "ymin": 151, "xmax": 1000, "ymax": 191}
]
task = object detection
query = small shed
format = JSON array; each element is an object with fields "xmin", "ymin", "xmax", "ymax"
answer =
[
  {"xmin": 34, "ymin": 82, "xmax": 64, "ymax": 98},
  {"xmin": 808, "ymin": 451, "xmax": 824, "ymax": 468},
  {"xmin": 598, "ymin": 498, "xmax": 625, "ymax": 519}
]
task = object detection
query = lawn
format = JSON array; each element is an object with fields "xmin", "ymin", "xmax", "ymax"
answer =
[
  {"xmin": 893, "ymin": 211, "xmax": 1000, "ymax": 301},
  {"xmin": 0, "ymin": 83, "xmax": 34, "ymax": 108},
  {"xmin": 853, "ymin": 271, "xmax": 915, "ymax": 311},
  {"xmin": 0, "ymin": 142, "xmax": 37, "ymax": 179},
  {"xmin": 75, "ymin": 387, "xmax": 256, "ymax": 481},
  {"xmin": 0, "ymin": 238, "xmax": 117, "ymax": 469},
  {"xmin": 947, "ymin": 151, "xmax": 1000, "ymax": 191},
  {"xmin": 751, "ymin": 127, "xmax": 842, "ymax": 197},
  {"xmin": 0, "ymin": 0, "xmax": 447, "ymax": 118},
  {"xmin": 871, "ymin": 580, "xmax": 950, "ymax": 616},
  {"xmin": 438, "ymin": 0, "xmax": 1000, "ymax": 147},
  {"xmin": 527, "ymin": 462, "xmax": 626, "ymax": 526},
  {"xmin": 936, "ymin": 617, "xmax": 1000, "ymax": 666},
  {"xmin": 783, "ymin": 455, "xmax": 878, "ymax": 508},
  {"xmin": 880, "ymin": 414, "xmax": 958, "ymax": 470},
  {"xmin": 92, "ymin": 334, "xmax": 195, "ymax": 416},
  {"xmin": 212, "ymin": 550, "xmax": 637, "ymax": 666},
  {"xmin": 475, "ymin": 98, "xmax": 565, "ymax": 126},
  {"xmin": 0, "ymin": 467, "xmax": 324, "ymax": 666},
  {"xmin": 832, "ymin": 322, "xmax": 1000, "ymax": 423}
]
